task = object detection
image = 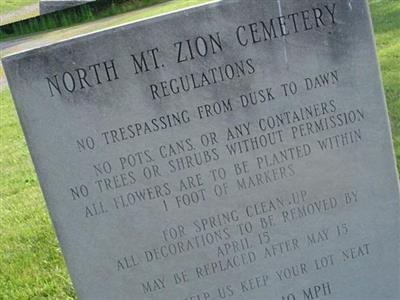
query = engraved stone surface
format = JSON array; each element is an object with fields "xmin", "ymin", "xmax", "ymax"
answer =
[
  {"xmin": 39, "ymin": 0, "xmax": 95, "ymax": 14},
  {"xmin": 3, "ymin": 0, "xmax": 400, "ymax": 299}
]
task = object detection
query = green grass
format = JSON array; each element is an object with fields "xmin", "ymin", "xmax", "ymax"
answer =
[
  {"xmin": 0, "ymin": 1, "xmax": 399, "ymax": 299},
  {"xmin": 0, "ymin": 88, "xmax": 75, "ymax": 299},
  {"xmin": 370, "ymin": 0, "xmax": 400, "ymax": 171},
  {"xmin": 0, "ymin": 0, "xmax": 37, "ymax": 14}
]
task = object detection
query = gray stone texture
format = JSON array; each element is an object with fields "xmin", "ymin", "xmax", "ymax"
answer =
[
  {"xmin": 3, "ymin": 0, "xmax": 400, "ymax": 299},
  {"xmin": 40, "ymin": 0, "xmax": 95, "ymax": 14}
]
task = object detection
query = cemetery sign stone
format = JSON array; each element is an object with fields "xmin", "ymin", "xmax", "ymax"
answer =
[
  {"xmin": 3, "ymin": 0, "xmax": 400, "ymax": 299},
  {"xmin": 39, "ymin": 0, "xmax": 96, "ymax": 14}
]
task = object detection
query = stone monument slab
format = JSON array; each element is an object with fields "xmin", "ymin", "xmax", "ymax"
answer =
[
  {"xmin": 40, "ymin": 0, "xmax": 95, "ymax": 14},
  {"xmin": 3, "ymin": 0, "xmax": 400, "ymax": 299}
]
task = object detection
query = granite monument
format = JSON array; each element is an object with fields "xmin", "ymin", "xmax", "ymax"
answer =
[{"xmin": 3, "ymin": 0, "xmax": 400, "ymax": 299}]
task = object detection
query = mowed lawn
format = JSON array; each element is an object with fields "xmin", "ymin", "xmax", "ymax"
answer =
[
  {"xmin": 370, "ymin": 0, "xmax": 400, "ymax": 168},
  {"xmin": 0, "ymin": 0, "xmax": 39, "ymax": 25},
  {"xmin": 0, "ymin": 1, "xmax": 399, "ymax": 299},
  {"xmin": 1, "ymin": 0, "xmax": 37, "ymax": 14}
]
